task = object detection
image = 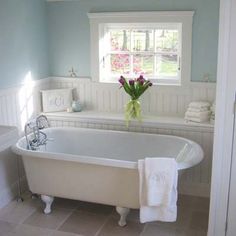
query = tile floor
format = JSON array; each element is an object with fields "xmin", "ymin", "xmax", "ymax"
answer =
[{"xmin": 0, "ymin": 192, "xmax": 209, "ymax": 236}]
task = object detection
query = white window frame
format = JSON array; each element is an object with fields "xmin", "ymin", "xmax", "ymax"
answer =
[{"xmin": 88, "ymin": 11, "xmax": 194, "ymax": 86}]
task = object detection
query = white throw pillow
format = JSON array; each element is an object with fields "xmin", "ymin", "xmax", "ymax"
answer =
[{"xmin": 41, "ymin": 89, "xmax": 73, "ymax": 112}]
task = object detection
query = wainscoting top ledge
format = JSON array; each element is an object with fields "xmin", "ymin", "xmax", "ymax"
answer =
[{"xmin": 42, "ymin": 111, "xmax": 214, "ymax": 132}]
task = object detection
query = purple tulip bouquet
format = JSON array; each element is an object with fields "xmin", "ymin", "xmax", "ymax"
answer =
[{"xmin": 118, "ymin": 75, "xmax": 152, "ymax": 126}]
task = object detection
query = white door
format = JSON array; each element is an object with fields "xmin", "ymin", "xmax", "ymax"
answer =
[
  {"xmin": 226, "ymin": 99, "xmax": 236, "ymax": 235},
  {"xmin": 208, "ymin": 0, "xmax": 236, "ymax": 235},
  {"xmin": 224, "ymin": 0, "xmax": 236, "ymax": 234}
]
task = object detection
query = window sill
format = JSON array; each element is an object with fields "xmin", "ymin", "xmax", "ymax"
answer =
[
  {"xmin": 99, "ymin": 79, "xmax": 181, "ymax": 87},
  {"xmin": 42, "ymin": 110, "xmax": 214, "ymax": 132}
]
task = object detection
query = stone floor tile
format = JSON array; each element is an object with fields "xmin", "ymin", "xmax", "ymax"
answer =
[
  {"xmin": 98, "ymin": 216, "xmax": 144, "ymax": 236},
  {"xmin": 192, "ymin": 197, "xmax": 210, "ymax": 213},
  {"xmin": 189, "ymin": 211, "xmax": 209, "ymax": 231},
  {"xmin": 141, "ymin": 224, "xmax": 207, "ymax": 236},
  {"xmin": 0, "ymin": 220, "xmax": 17, "ymax": 236},
  {"xmin": 5, "ymin": 224, "xmax": 53, "ymax": 236},
  {"xmin": 23, "ymin": 208, "xmax": 72, "ymax": 230},
  {"xmin": 141, "ymin": 224, "xmax": 176, "ymax": 236},
  {"xmin": 59, "ymin": 210, "xmax": 107, "ymax": 236},
  {"xmin": 0, "ymin": 198, "xmax": 40, "ymax": 224},
  {"xmin": 0, "ymin": 194, "xmax": 209, "ymax": 236},
  {"xmin": 51, "ymin": 230, "xmax": 83, "ymax": 236}
]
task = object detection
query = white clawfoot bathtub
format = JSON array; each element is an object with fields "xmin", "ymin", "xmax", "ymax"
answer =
[{"xmin": 13, "ymin": 127, "xmax": 203, "ymax": 226}]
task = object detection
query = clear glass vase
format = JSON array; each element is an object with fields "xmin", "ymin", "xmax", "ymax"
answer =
[{"xmin": 125, "ymin": 99, "xmax": 142, "ymax": 126}]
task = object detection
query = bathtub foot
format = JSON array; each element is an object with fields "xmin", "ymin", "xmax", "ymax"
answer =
[
  {"xmin": 41, "ymin": 195, "xmax": 54, "ymax": 214},
  {"xmin": 116, "ymin": 206, "xmax": 130, "ymax": 227}
]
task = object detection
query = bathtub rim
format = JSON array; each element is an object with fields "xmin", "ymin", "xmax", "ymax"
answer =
[{"xmin": 12, "ymin": 127, "xmax": 204, "ymax": 170}]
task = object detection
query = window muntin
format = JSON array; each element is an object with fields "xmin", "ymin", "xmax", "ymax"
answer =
[{"xmin": 100, "ymin": 23, "xmax": 181, "ymax": 84}]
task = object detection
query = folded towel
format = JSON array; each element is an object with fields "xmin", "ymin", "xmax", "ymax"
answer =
[
  {"xmin": 210, "ymin": 104, "xmax": 216, "ymax": 113},
  {"xmin": 185, "ymin": 111, "xmax": 211, "ymax": 119},
  {"xmin": 185, "ymin": 116, "xmax": 210, "ymax": 123},
  {"xmin": 138, "ymin": 158, "xmax": 178, "ymax": 223},
  {"xmin": 188, "ymin": 107, "xmax": 209, "ymax": 112},
  {"xmin": 188, "ymin": 101, "xmax": 211, "ymax": 109}
]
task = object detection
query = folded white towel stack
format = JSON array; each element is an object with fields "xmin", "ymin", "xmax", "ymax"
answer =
[
  {"xmin": 138, "ymin": 158, "xmax": 178, "ymax": 223},
  {"xmin": 185, "ymin": 101, "xmax": 211, "ymax": 123},
  {"xmin": 210, "ymin": 101, "xmax": 216, "ymax": 124}
]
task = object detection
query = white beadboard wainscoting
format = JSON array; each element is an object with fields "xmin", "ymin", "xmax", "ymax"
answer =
[
  {"xmin": 49, "ymin": 77, "xmax": 216, "ymax": 117},
  {"xmin": 0, "ymin": 79, "xmax": 51, "ymax": 208},
  {"xmin": 0, "ymin": 76, "xmax": 216, "ymax": 128},
  {"xmin": 44, "ymin": 111, "xmax": 214, "ymax": 197},
  {"xmin": 0, "ymin": 78, "xmax": 51, "ymax": 131},
  {"xmin": 0, "ymin": 126, "xmax": 28, "ymax": 209}
]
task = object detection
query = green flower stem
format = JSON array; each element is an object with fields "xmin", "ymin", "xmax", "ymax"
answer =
[{"xmin": 125, "ymin": 99, "xmax": 142, "ymax": 127}]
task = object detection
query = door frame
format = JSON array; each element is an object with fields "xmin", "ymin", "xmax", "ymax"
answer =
[{"xmin": 208, "ymin": 0, "xmax": 236, "ymax": 235}]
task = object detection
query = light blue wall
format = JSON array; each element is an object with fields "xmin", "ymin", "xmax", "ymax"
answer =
[
  {"xmin": 47, "ymin": 0, "xmax": 219, "ymax": 82},
  {"xmin": 0, "ymin": 0, "xmax": 219, "ymax": 87},
  {"xmin": 0, "ymin": 0, "xmax": 49, "ymax": 89}
]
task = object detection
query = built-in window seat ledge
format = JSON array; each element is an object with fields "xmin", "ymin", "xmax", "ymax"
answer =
[{"xmin": 42, "ymin": 111, "xmax": 214, "ymax": 133}]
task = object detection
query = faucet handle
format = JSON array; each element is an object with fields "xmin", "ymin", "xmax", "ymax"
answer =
[{"xmin": 36, "ymin": 115, "xmax": 50, "ymax": 129}]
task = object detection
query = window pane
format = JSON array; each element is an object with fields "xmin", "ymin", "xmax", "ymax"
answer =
[
  {"xmin": 156, "ymin": 54, "xmax": 178, "ymax": 77},
  {"xmin": 132, "ymin": 30, "xmax": 154, "ymax": 52},
  {"xmin": 155, "ymin": 30, "xmax": 179, "ymax": 53},
  {"xmin": 110, "ymin": 54, "xmax": 130, "ymax": 74},
  {"xmin": 133, "ymin": 55, "xmax": 154, "ymax": 75},
  {"xmin": 110, "ymin": 30, "xmax": 130, "ymax": 51}
]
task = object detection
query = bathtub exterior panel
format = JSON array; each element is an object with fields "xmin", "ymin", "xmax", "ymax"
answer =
[{"xmin": 23, "ymin": 155, "xmax": 140, "ymax": 209}]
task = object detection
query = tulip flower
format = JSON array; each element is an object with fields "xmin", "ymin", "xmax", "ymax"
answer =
[
  {"xmin": 129, "ymin": 79, "xmax": 135, "ymax": 86},
  {"xmin": 118, "ymin": 76, "xmax": 125, "ymax": 86}
]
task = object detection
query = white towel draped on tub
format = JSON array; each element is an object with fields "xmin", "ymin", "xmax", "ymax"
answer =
[{"xmin": 138, "ymin": 158, "xmax": 178, "ymax": 223}]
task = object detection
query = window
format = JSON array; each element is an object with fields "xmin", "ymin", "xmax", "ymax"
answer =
[
  {"xmin": 88, "ymin": 11, "xmax": 194, "ymax": 86},
  {"xmin": 101, "ymin": 24, "xmax": 181, "ymax": 84}
]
